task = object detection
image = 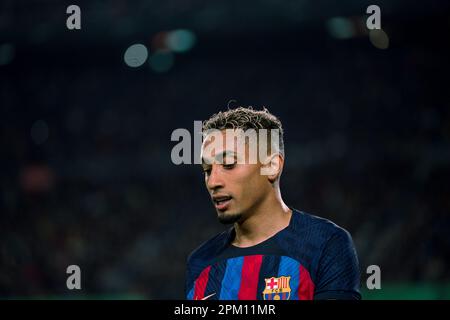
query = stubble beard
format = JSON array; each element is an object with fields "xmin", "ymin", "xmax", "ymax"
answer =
[{"xmin": 217, "ymin": 211, "xmax": 242, "ymax": 225}]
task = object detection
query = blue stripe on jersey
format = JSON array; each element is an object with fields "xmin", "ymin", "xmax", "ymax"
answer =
[
  {"xmin": 204, "ymin": 260, "xmax": 227, "ymax": 299},
  {"xmin": 257, "ymin": 255, "xmax": 281, "ymax": 300},
  {"xmin": 278, "ymin": 256, "xmax": 300, "ymax": 300},
  {"xmin": 219, "ymin": 256, "xmax": 244, "ymax": 299},
  {"xmin": 187, "ymin": 286, "xmax": 194, "ymax": 300}
]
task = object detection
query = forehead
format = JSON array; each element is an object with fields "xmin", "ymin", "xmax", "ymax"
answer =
[
  {"xmin": 202, "ymin": 130, "xmax": 224, "ymax": 146},
  {"xmin": 201, "ymin": 129, "xmax": 250, "ymax": 152},
  {"xmin": 200, "ymin": 129, "xmax": 267, "ymax": 167},
  {"xmin": 201, "ymin": 130, "xmax": 232, "ymax": 159}
]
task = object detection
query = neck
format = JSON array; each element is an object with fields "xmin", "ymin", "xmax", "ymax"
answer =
[{"xmin": 232, "ymin": 188, "xmax": 292, "ymax": 248}]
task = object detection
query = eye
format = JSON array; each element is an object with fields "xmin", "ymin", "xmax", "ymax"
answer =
[
  {"xmin": 223, "ymin": 163, "xmax": 235, "ymax": 169},
  {"xmin": 202, "ymin": 167, "xmax": 211, "ymax": 175}
]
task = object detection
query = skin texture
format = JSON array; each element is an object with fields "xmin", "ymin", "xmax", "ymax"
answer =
[{"xmin": 201, "ymin": 130, "xmax": 292, "ymax": 248}]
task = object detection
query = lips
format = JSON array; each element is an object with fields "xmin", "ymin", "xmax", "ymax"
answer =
[{"xmin": 212, "ymin": 195, "xmax": 232, "ymax": 211}]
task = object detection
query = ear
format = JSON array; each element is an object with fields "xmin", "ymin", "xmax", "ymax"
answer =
[{"xmin": 261, "ymin": 154, "xmax": 283, "ymax": 182}]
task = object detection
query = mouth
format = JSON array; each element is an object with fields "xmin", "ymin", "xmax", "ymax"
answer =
[{"xmin": 212, "ymin": 195, "xmax": 232, "ymax": 211}]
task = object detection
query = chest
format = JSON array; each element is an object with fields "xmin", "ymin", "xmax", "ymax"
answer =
[{"xmin": 189, "ymin": 254, "xmax": 314, "ymax": 300}]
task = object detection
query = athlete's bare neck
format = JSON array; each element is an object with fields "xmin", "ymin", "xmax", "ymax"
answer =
[{"xmin": 231, "ymin": 189, "xmax": 292, "ymax": 248}]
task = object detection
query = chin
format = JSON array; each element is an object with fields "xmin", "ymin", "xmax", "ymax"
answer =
[{"xmin": 217, "ymin": 211, "xmax": 242, "ymax": 225}]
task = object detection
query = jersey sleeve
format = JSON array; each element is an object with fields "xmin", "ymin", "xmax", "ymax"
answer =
[
  {"xmin": 185, "ymin": 257, "xmax": 196, "ymax": 300},
  {"xmin": 313, "ymin": 228, "xmax": 361, "ymax": 300}
]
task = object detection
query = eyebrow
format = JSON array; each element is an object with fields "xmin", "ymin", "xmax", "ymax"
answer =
[{"xmin": 201, "ymin": 151, "xmax": 237, "ymax": 165}]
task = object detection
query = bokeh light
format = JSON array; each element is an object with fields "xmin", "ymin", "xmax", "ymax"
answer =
[
  {"xmin": 0, "ymin": 43, "xmax": 15, "ymax": 66},
  {"xmin": 166, "ymin": 29, "xmax": 196, "ymax": 53},
  {"xmin": 148, "ymin": 50, "xmax": 174, "ymax": 73},
  {"xmin": 369, "ymin": 29, "xmax": 390, "ymax": 49},
  {"xmin": 326, "ymin": 17, "xmax": 355, "ymax": 39},
  {"xmin": 124, "ymin": 43, "xmax": 149, "ymax": 68}
]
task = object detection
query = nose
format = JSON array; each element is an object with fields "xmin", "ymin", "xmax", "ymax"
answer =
[{"xmin": 206, "ymin": 164, "xmax": 224, "ymax": 191}]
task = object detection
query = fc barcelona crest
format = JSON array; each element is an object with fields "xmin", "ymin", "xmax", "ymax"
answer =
[{"xmin": 262, "ymin": 276, "xmax": 291, "ymax": 300}]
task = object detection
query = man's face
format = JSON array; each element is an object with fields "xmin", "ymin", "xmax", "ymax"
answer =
[{"xmin": 200, "ymin": 130, "xmax": 271, "ymax": 224}]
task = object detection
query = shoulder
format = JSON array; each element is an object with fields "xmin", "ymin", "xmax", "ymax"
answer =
[
  {"xmin": 278, "ymin": 210, "xmax": 356, "ymax": 267},
  {"xmin": 288, "ymin": 210, "xmax": 352, "ymax": 243},
  {"xmin": 187, "ymin": 228, "xmax": 232, "ymax": 266},
  {"xmin": 292, "ymin": 212, "xmax": 361, "ymax": 299}
]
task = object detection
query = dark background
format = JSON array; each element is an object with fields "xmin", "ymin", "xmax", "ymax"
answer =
[{"xmin": 1, "ymin": 0, "xmax": 450, "ymax": 299}]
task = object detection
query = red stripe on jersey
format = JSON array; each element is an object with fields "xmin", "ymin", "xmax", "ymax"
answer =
[
  {"xmin": 194, "ymin": 265, "xmax": 211, "ymax": 300},
  {"xmin": 298, "ymin": 264, "xmax": 315, "ymax": 300},
  {"xmin": 238, "ymin": 255, "xmax": 263, "ymax": 300}
]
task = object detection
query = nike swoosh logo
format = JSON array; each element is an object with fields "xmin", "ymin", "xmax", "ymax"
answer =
[{"xmin": 200, "ymin": 292, "xmax": 216, "ymax": 300}]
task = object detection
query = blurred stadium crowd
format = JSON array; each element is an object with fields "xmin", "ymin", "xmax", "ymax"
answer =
[{"xmin": 1, "ymin": 1, "xmax": 449, "ymax": 298}]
